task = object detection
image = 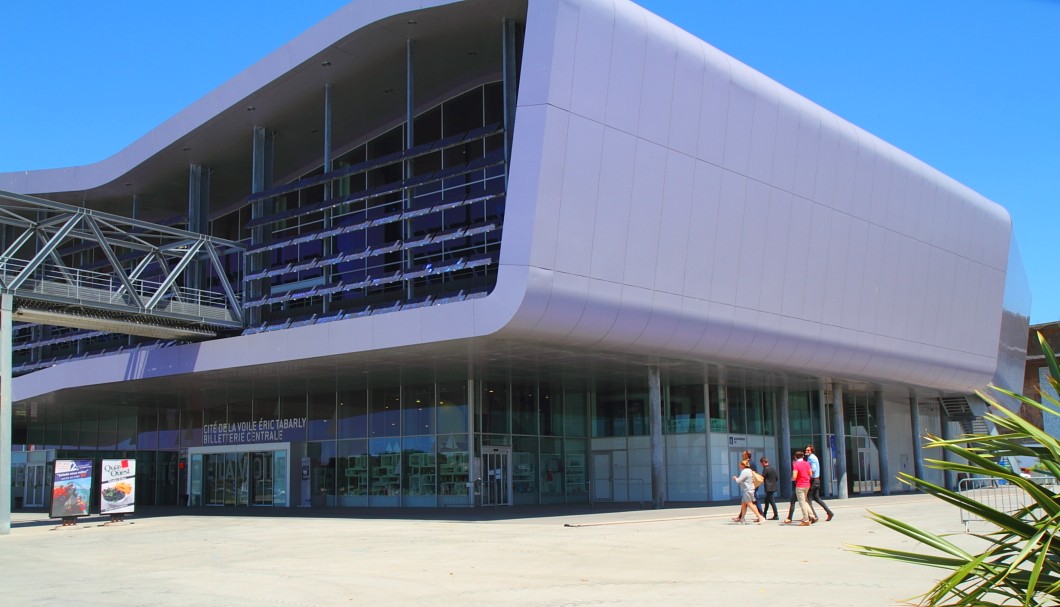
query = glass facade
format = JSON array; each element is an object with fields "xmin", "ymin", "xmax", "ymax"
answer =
[{"xmin": 17, "ymin": 377, "xmax": 886, "ymax": 508}]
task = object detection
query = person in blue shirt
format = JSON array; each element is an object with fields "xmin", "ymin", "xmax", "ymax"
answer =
[{"xmin": 804, "ymin": 444, "xmax": 834, "ymax": 521}]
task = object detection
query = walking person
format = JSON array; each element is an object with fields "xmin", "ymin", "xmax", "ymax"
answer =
[
  {"xmin": 805, "ymin": 444, "xmax": 835, "ymax": 521},
  {"xmin": 782, "ymin": 451, "xmax": 816, "ymax": 523},
  {"xmin": 791, "ymin": 450, "xmax": 816, "ymax": 526},
  {"xmin": 759, "ymin": 456, "xmax": 779, "ymax": 520},
  {"xmin": 742, "ymin": 449, "xmax": 762, "ymax": 514},
  {"xmin": 731, "ymin": 459, "xmax": 763, "ymax": 524}
]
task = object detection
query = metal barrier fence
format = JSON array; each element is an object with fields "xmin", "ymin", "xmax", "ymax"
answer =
[{"xmin": 957, "ymin": 476, "xmax": 1059, "ymax": 532}]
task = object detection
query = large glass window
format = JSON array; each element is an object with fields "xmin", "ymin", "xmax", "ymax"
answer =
[
  {"xmin": 666, "ymin": 384, "xmax": 705, "ymax": 434},
  {"xmin": 593, "ymin": 387, "xmax": 626, "ymax": 438},
  {"xmin": 512, "ymin": 382, "xmax": 538, "ymax": 435},
  {"xmin": 370, "ymin": 387, "xmax": 400, "ymax": 437},
  {"xmin": 402, "ymin": 436, "xmax": 436, "ymax": 505},
  {"xmin": 437, "ymin": 381, "xmax": 468, "ymax": 435},
  {"xmin": 338, "ymin": 386, "xmax": 368, "ymax": 439},
  {"xmin": 402, "ymin": 384, "xmax": 435, "ymax": 437},
  {"xmin": 627, "ymin": 381, "xmax": 648, "ymax": 437},
  {"xmin": 482, "ymin": 381, "xmax": 509, "ymax": 435}
]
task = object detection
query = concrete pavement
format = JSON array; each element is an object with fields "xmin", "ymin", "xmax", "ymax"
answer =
[{"xmin": 1, "ymin": 493, "xmax": 971, "ymax": 606}]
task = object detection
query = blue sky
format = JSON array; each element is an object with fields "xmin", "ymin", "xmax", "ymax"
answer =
[{"xmin": 2, "ymin": 1, "xmax": 1057, "ymax": 323}]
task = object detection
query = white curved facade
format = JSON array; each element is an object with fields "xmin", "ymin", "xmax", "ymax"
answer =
[{"xmin": 4, "ymin": 0, "xmax": 1030, "ymax": 508}]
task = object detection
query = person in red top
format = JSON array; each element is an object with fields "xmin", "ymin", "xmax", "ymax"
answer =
[{"xmin": 791, "ymin": 450, "xmax": 816, "ymax": 526}]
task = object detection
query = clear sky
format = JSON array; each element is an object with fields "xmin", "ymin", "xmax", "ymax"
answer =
[{"xmin": 2, "ymin": 1, "xmax": 1057, "ymax": 323}]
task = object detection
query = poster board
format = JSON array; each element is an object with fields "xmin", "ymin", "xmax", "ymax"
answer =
[
  {"xmin": 100, "ymin": 459, "xmax": 136, "ymax": 514},
  {"xmin": 50, "ymin": 459, "xmax": 93, "ymax": 518}
]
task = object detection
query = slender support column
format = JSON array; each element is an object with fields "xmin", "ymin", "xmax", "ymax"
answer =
[
  {"xmin": 248, "ymin": 126, "xmax": 273, "ymax": 326},
  {"xmin": 501, "ymin": 18, "xmax": 518, "ymax": 177},
  {"xmin": 778, "ymin": 386, "xmax": 792, "ymax": 498},
  {"xmin": 467, "ymin": 376, "xmax": 476, "ymax": 507},
  {"xmin": 322, "ymin": 84, "xmax": 333, "ymax": 313},
  {"xmin": 648, "ymin": 366, "xmax": 665, "ymax": 509},
  {"xmin": 910, "ymin": 391, "xmax": 925, "ymax": 485},
  {"xmin": 188, "ymin": 164, "xmax": 210, "ymax": 291},
  {"xmin": 940, "ymin": 407, "xmax": 955, "ymax": 491},
  {"xmin": 874, "ymin": 390, "xmax": 890, "ymax": 495},
  {"xmin": 1, "ymin": 293, "xmax": 12, "ymax": 535},
  {"xmin": 832, "ymin": 383, "xmax": 849, "ymax": 499},
  {"xmin": 404, "ymin": 39, "xmax": 415, "ymax": 300},
  {"xmin": 817, "ymin": 387, "xmax": 831, "ymax": 496}
]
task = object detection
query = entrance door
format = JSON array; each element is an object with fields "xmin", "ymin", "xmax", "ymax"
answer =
[
  {"xmin": 480, "ymin": 447, "xmax": 512, "ymax": 506},
  {"xmin": 592, "ymin": 453, "xmax": 612, "ymax": 501},
  {"xmin": 251, "ymin": 452, "xmax": 274, "ymax": 506},
  {"xmin": 25, "ymin": 464, "xmax": 46, "ymax": 507}
]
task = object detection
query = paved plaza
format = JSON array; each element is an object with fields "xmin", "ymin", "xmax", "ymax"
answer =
[{"xmin": 1, "ymin": 493, "xmax": 977, "ymax": 606}]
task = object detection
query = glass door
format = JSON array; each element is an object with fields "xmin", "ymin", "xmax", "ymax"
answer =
[
  {"xmin": 251, "ymin": 452, "xmax": 274, "ymax": 506},
  {"xmin": 480, "ymin": 446, "xmax": 511, "ymax": 506},
  {"xmin": 26, "ymin": 464, "xmax": 46, "ymax": 507}
]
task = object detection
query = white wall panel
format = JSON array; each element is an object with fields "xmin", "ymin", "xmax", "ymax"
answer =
[
  {"xmin": 522, "ymin": 0, "xmax": 579, "ymax": 109},
  {"xmin": 859, "ymin": 223, "xmax": 886, "ymax": 334},
  {"xmin": 668, "ymin": 30, "xmax": 705, "ymax": 158},
  {"xmin": 604, "ymin": 284, "xmax": 654, "ymax": 347},
  {"xmin": 697, "ymin": 49, "xmax": 732, "ymax": 167},
  {"xmin": 636, "ymin": 290, "xmax": 683, "ymax": 351},
  {"xmin": 734, "ymin": 179, "xmax": 769, "ymax": 311},
  {"xmin": 721, "ymin": 66, "xmax": 755, "ymax": 175},
  {"xmin": 590, "ymin": 127, "xmax": 637, "ymax": 282},
  {"xmin": 771, "ymin": 97, "xmax": 800, "ymax": 194},
  {"xmin": 780, "ymin": 192, "xmax": 812, "ymax": 319},
  {"xmin": 743, "ymin": 311, "xmax": 781, "ymax": 365},
  {"xmin": 802, "ymin": 204, "xmax": 832, "ymax": 324},
  {"xmin": 568, "ymin": 278, "xmax": 623, "ymax": 344},
  {"xmin": 521, "ymin": 106, "xmax": 570, "ymax": 270},
  {"xmin": 850, "ymin": 129, "xmax": 876, "ymax": 221},
  {"xmin": 695, "ymin": 301, "xmax": 735, "ymax": 356},
  {"xmin": 709, "ymin": 171, "xmax": 746, "ymax": 305},
  {"xmin": 832, "ymin": 122, "xmax": 858, "ymax": 216},
  {"xmin": 537, "ymin": 270, "xmax": 591, "ymax": 338},
  {"xmin": 839, "ymin": 217, "xmax": 869, "ymax": 330},
  {"xmin": 637, "ymin": 12, "xmax": 677, "ymax": 146},
  {"xmin": 568, "ymin": 0, "xmax": 614, "ymax": 123},
  {"xmin": 747, "ymin": 77, "xmax": 779, "ymax": 183},
  {"xmin": 667, "ymin": 296, "xmax": 711, "ymax": 354},
  {"xmin": 623, "ymin": 140, "xmax": 667, "ymax": 288},
  {"xmin": 820, "ymin": 211, "xmax": 852, "ymax": 325},
  {"xmin": 654, "ymin": 151, "xmax": 695, "ymax": 294},
  {"xmin": 605, "ymin": 0, "xmax": 646, "ymax": 134},
  {"xmin": 683, "ymin": 161, "xmax": 724, "ymax": 301},
  {"xmin": 876, "ymin": 229, "xmax": 903, "ymax": 336},
  {"xmin": 792, "ymin": 99, "xmax": 821, "ymax": 200},
  {"xmin": 555, "ymin": 115, "xmax": 605, "ymax": 276},
  {"xmin": 814, "ymin": 113, "xmax": 840, "ymax": 210},
  {"xmin": 759, "ymin": 186, "xmax": 793, "ymax": 316}
]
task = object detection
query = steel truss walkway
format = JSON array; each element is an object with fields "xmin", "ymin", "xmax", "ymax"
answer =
[
  {"xmin": 0, "ymin": 189, "xmax": 245, "ymax": 339},
  {"xmin": 0, "ymin": 188, "xmax": 246, "ymax": 534}
]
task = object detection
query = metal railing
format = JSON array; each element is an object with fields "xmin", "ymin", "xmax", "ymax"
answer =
[
  {"xmin": 957, "ymin": 475, "xmax": 1060, "ymax": 532},
  {"xmin": 1, "ymin": 258, "xmax": 238, "ymax": 323}
]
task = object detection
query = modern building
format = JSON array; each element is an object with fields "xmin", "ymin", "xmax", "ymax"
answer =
[{"xmin": 3, "ymin": 0, "xmax": 1030, "ymax": 512}]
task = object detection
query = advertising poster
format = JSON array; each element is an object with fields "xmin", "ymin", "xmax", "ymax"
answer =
[
  {"xmin": 50, "ymin": 459, "xmax": 93, "ymax": 518},
  {"xmin": 100, "ymin": 459, "xmax": 137, "ymax": 514}
]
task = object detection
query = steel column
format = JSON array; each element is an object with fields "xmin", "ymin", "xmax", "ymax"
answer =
[
  {"xmin": 874, "ymin": 390, "xmax": 891, "ymax": 495},
  {"xmin": 648, "ymin": 366, "xmax": 665, "ymax": 508},
  {"xmin": 832, "ymin": 383, "xmax": 848, "ymax": 499},
  {"xmin": 404, "ymin": 39, "xmax": 415, "ymax": 300},
  {"xmin": 1, "ymin": 293, "xmax": 12, "ymax": 535},
  {"xmin": 910, "ymin": 391, "xmax": 925, "ymax": 484},
  {"xmin": 778, "ymin": 385, "xmax": 791, "ymax": 498}
]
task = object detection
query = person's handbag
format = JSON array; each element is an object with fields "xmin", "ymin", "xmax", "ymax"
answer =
[{"xmin": 752, "ymin": 470, "xmax": 764, "ymax": 488}]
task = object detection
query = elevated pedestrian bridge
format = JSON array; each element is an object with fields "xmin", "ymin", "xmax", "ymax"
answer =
[{"xmin": 0, "ymin": 189, "xmax": 245, "ymax": 340}]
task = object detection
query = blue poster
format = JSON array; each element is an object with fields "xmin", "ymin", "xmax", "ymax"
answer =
[{"xmin": 50, "ymin": 459, "xmax": 93, "ymax": 518}]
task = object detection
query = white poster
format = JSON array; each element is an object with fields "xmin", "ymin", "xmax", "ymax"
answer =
[{"xmin": 100, "ymin": 459, "xmax": 136, "ymax": 514}]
